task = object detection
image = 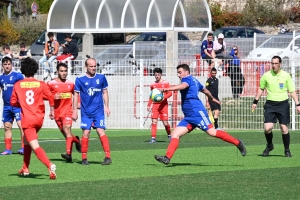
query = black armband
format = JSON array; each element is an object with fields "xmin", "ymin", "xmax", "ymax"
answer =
[
  {"xmin": 253, "ymin": 99, "xmax": 258, "ymax": 104},
  {"xmin": 297, "ymin": 103, "xmax": 300, "ymax": 107}
]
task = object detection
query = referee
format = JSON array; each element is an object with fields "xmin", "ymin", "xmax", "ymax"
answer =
[
  {"xmin": 205, "ymin": 67, "xmax": 221, "ymax": 129},
  {"xmin": 252, "ymin": 56, "xmax": 300, "ymax": 157}
]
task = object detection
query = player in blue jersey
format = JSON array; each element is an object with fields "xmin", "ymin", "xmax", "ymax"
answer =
[
  {"xmin": 72, "ymin": 58, "xmax": 112, "ymax": 165},
  {"xmin": 154, "ymin": 64, "xmax": 246, "ymax": 165},
  {"xmin": 0, "ymin": 57, "xmax": 25, "ymax": 155}
]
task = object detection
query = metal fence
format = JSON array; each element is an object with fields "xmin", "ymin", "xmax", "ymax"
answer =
[{"xmin": 2, "ymin": 34, "xmax": 300, "ymax": 130}]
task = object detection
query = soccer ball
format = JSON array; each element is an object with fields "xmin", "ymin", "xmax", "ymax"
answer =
[{"xmin": 150, "ymin": 88, "xmax": 164, "ymax": 103}]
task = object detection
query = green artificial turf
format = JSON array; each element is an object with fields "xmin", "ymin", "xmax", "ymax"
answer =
[{"xmin": 0, "ymin": 129, "xmax": 300, "ymax": 200}]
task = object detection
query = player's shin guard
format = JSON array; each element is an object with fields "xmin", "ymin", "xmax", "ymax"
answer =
[
  {"xmin": 33, "ymin": 147, "xmax": 51, "ymax": 168},
  {"xmin": 151, "ymin": 124, "xmax": 157, "ymax": 138},
  {"xmin": 23, "ymin": 145, "xmax": 32, "ymax": 169},
  {"xmin": 100, "ymin": 135, "xmax": 111, "ymax": 158},
  {"xmin": 165, "ymin": 124, "xmax": 171, "ymax": 135},
  {"xmin": 81, "ymin": 137, "xmax": 89, "ymax": 160},
  {"xmin": 215, "ymin": 130, "xmax": 239, "ymax": 146},
  {"xmin": 66, "ymin": 137, "xmax": 73, "ymax": 155},
  {"xmin": 4, "ymin": 138, "xmax": 12, "ymax": 150},
  {"xmin": 166, "ymin": 138, "xmax": 179, "ymax": 159}
]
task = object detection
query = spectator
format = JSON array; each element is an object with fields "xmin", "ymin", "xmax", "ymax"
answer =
[
  {"xmin": 213, "ymin": 33, "xmax": 233, "ymax": 64},
  {"xmin": 2, "ymin": 45, "xmax": 13, "ymax": 58},
  {"xmin": 201, "ymin": 33, "xmax": 216, "ymax": 64},
  {"xmin": 39, "ymin": 32, "xmax": 59, "ymax": 81},
  {"xmin": 56, "ymin": 34, "xmax": 79, "ymax": 63},
  {"xmin": 227, "ymin": 46, "xmax": 245, "ymax": 99},
  {"xmin": 14, "ymin": 43, "xmax": 32, "ymax": 60}
]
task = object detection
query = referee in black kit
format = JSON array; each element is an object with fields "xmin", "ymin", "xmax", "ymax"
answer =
[
  {"xmin": 252, "ymin": 56, "xmax": 300, "ymax": 157},
  {"xmin": 205, "ymin": 67, "xmax": 221, "ymax": 129}
]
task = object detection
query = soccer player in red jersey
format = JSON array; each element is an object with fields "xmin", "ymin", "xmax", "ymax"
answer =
[
  {"xmin": 10, "ymin": 57, "xmax": 56, "ymax": 179},
  {"xmin": 47, "ymin": 63, "xmax": 81, "ymax": 162},
  {"xmin": 147, "ymin": 68, "xmax": 172, "ymax": 143}
]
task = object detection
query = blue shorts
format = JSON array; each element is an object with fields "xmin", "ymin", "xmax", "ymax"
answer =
[
  {"xmin": 2, "ymin": 106, "xmax": 21, "ymax": 123},
  {"xmin": 178, "ymin": 109, "xmax": 213, "ymax": 131},
  {"xmin": 80, "ymin": 113, "xmax": 106, "ymax": 130}
]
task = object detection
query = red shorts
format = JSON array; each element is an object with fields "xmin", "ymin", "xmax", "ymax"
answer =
[
  {"xmin": 55, "ymin": 115, "xmax": 73, "ymax": 130},
  {"xmin": 23, "ymin": 127, "xmax": 41, "ymax": 142},
  {"xmin": 151, "ymin": 103, "xmax": 168, "ymax": 120}
]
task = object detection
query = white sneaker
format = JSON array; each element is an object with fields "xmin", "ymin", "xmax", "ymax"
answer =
[{"xmin": 49, "ymin": 163, "xmax": 56, "ymax": 179}]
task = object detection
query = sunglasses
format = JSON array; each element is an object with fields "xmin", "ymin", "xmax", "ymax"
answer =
[{"xmin": 233, "ymin": 48, "xmax": 238, "ymax": 50}]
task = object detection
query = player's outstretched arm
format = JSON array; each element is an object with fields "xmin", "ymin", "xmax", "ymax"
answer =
[
  {"xmin": 201, "ymin": 88, "xmax": 220, "ymax": 104},
  {"xmin": 162, "ymin": 83, "xmax": 188, "ymax": 92},
  {"xmin": 72, "ymin": 92, "xmax": 79, "ymax": 121}
]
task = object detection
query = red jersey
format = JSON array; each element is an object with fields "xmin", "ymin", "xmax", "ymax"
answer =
[
  {"xmin": 10, "ymin": 78, "xmax": 54, "ymax": 128},
  {"xmin": 48, "ymin": 79, "xmax": 74, "ymax": 119},
  {"xmin": 147, "ymin": 80, "xmax": 172, "ymax": 108}
]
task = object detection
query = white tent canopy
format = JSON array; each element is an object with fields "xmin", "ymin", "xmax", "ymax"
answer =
[{"xmin": 47, "ymin": 0, "xmax": 212, "ymax": 33}]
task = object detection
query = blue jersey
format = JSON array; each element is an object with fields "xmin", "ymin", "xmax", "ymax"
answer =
[
  {"xmin": 180, "ymin": 75, "xmax": 205, "ymax": 116},
  {"xmin": 0, "ymin": 71, "xmax": 24, "ymax": 106},
  {"xmin": 74, "ymin": 73, "xmax": 108, "ymax": 117}
]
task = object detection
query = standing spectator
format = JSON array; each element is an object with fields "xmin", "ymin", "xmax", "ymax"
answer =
[
  {"xmin": 252, "ymin": 56, "xmax": 300, "ymax": 157},
  {"xmin": 154, "ymin": 64, "xmax": 246, "ymax": 165},
  {"xmin": 227, "ymin": 46, "xmax": 245, "ymax": 99},
  {"xmin": 56, "ymin": 34, "xmax": 79, "ymax": 63},
  {"xmin": 10, "ymin": 57, "xmax": 56, "ymax": 179},
  {"xmin": 47, "ymin": 63, "xmax": 81, "ymax": 162},
  {"xmin": 0, "ymin": 57, "xmax": 25, "ymax": 155},
  {"xmin": 201, "ymin": 33, "xmax": 216, "ymax": 64},
  {"xmin": 72, "ymin": 58, "xmax": 112, "ymax": 165},
  {"xmin": 39, "ymin": 32, "xmax": 59, "ymax": 81},
  {"xmin": 2, "ymin": 45, "xmax": 13, "ymax": 58},
  {"xmin": 147, "ymin": 68, "xmax": 172, "ymax": 143},
  {"xmin": 205, "ymin": 67, "xmax": 221, "ymax": 129},
  {"xmin": 15, "ymin": 43, "xmax": 32, "ymax": 60}
]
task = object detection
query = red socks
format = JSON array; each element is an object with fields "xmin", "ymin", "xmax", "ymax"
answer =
[
  {"xmin": 165, "ymin": 124, "xmax": 171, "ymax": 135},
  {"xmin": 166, "ymin": 138, "xmax": 179, "ymax": 159},
  {"xmin": 66, "ymin": 137, "xmax": 73, "ymax": 155},
  {"xmin": 4, "ymin": 138, "xmax": 12, "ymax": 150},
  {"xmin": 81, "ymin": 137, "xmax": 89, "ymax": 160},
  {"xmin": 22, "ymin": 145, "xmax": 32, "ymax": 169},
  {"xmin": 151, "ymin": 124, "xmax": 157, "ymax": 138},
  {"xmin": 215, "ymin": 130, "xmax": 239, "ymax": 146},
  {"xmin": 33, "ymin": 147, "xmax": 51, "ymax": 168},
  {"xmin": 72, "ymin": 135, "xmax": 79, "ymax": 143},
  {"xmin": 100, "ymin": 135, "xmax": 111, "ymax": 158}
]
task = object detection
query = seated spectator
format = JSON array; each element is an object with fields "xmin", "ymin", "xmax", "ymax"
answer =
[
  {"xmin": 214, "ymin": 33, "xmax": 233, "ymax": 62},
  {"xmin": 201, "ymin": 32, "xmax": 216, "ymax": 64},
  {"xmin": 14, "ymin": 43, "xmax": 32, "ymax": 60},
  {"xmin": 39, "ymin": 32, "xmax": 59, "ymax": 80},
  {"xmin": 2, "ymin": 45, "xmax": 13, "ymax": 58},
  {"xmin": 56, "ymin": 34, "xmax": 79, "ymax": 63},
  {"xmin": 227, "ymin": 46, "xmax": 245, "ymax": 99}
]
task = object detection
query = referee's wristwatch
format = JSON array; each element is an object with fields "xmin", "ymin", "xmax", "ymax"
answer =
[{"xmin": 297, "ymin": 103, "xmax": 300, "ymax": 107}]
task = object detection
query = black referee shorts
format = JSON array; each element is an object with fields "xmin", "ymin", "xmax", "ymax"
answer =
[
  {"xmin": 263, "ymin": 99, "xmax": 289, "ymax": 124},
  {"xmin": 209, "ymin": 100, "xmax": 221, "ymax": 111}
]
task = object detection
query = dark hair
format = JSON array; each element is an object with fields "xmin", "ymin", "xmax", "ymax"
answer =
[
  {"xmin": 56, "ymin": 63, "xmax": 68, "ymax": 71},
  {"xmin": 272, "ymin": 56, "xmax": 282, "ymax": 63},
  {"xmin": 85, "ymin": 58, "xmax": 96, "ymax": 66},
  {"xmin": 211, "ymin": 67, "xmax": 217, "ymax": 72},
  {"xmin": 207, "ymin": 33, "xmax": 213, "ymax": 37},
  {"xmin": 20, "ymin": 57, "xmax": 39, "ymax": 77},
  {"xmin": 20, "ymin": 43, "xmax": 26, "ymax": 48},
  {"xmin": 2, "ymin": 57, "xmax": 12, "ymax": 64},
  {"xmin": 153, "ymin": 68, "xmax": 162, "ymax": 74},
  {"xmin": 64, "ymin": 34, "xmax": 72, "ymax": 39},
  {"xmin": 2, "ymin": 45, "xmax": 10, "ymax": 50},
  {"xmin": 47, "ymin": 32, "xmax": 54, "ymax": 37},
  {"xmin": 177, "ymin": 64, "xmax": 190, "ymax": 73}
]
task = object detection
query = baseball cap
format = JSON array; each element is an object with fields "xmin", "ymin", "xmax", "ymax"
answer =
[{"xmin": 218, "ymin": 33, "xmax": 224, "ymax": 39}]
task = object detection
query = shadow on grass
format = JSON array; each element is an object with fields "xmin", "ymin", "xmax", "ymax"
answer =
[
  {"xmin": 9, "ymin": 173, "xmax": 46, "ymax": 179},
  {"xmin": 257, "ymin": 154, "xmax": 286, "ymax": 157},
  {"xmin": 144, "ymin": 140, "xmax": 169, "ymax": 143},
  {"xmin": 75, "ymin": 161, "xmax": 102, "ymax": 165},
  {"xmin": 145, "ymin": 163, "xmax": 242, "ymax": 167}
]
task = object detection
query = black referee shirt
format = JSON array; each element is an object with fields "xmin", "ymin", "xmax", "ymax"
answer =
[{"xmin": 206, "ymin": 77, "xmax": 219, "ymax": 98}]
